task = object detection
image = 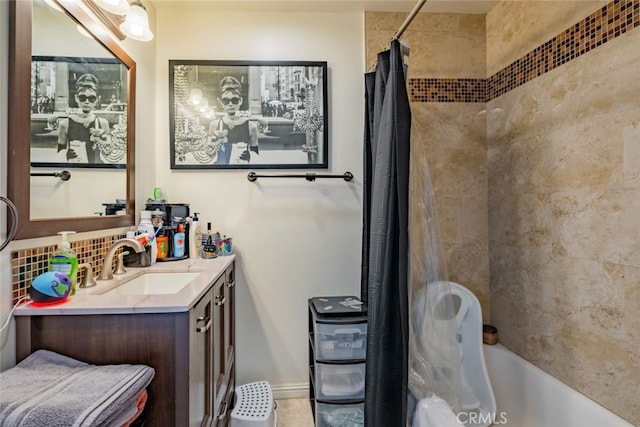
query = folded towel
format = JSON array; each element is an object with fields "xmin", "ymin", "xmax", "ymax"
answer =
[
  {"xmin": 0, "ymin": 349, "xmax": 155, "ymax": 427},
  {"xmin": 121, "ymin": 390, "xmax": 148, "ymax": 427}
]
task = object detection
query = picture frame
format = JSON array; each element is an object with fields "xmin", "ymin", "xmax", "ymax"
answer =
[
  {"xmin": 30, "ymin": 56, "xmax": 128, "ymax": 169},
  {"xmin": 169, "ymin": 60, "xmax": 329, "ymax": 169}
]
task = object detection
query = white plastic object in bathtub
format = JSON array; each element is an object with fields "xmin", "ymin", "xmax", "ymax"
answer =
[
  {"xmin": 483, "ymin": 344, "xmax": 634, "ymax": 427},
  {"xmin": 413, "ymin": 395, "xmax": 464, "ymax": 427}
]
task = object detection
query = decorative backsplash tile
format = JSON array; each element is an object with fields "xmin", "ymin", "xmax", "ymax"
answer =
[
  {"xmin": 11, "ymin": 234, "xmax": 125, "ymax": 304},
  {"xmin": 409, "ymin": 78, "xmax": 486, "ymax": 103},
  {"xmin": 408, "ymin": 0, "xmax": 639, "ymax": 103}
]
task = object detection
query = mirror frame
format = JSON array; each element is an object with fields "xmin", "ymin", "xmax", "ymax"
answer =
[{"xmin": 8, "ymin": 0, "xmax": 136, "ymax": 239}]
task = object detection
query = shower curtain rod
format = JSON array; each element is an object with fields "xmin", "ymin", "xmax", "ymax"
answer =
[
  {"xmin": 368, "ymin": 0, "xmax": 427, "ymax": 72},
  {"xmin": 393, "ymin": 0, "xmax": 427, "ymax": 40}
]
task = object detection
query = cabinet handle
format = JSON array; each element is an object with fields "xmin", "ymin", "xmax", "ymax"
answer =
[
  {"xmin": 215, "ymin": 296, "xmax": 226, "ymax": 306},
  {"xmin": 217, "ymin": 401, "xmax": 228, "ymax": 421},
  {"xmin": 226, "ymin": 280, "xmax": 235, "ymax": 288},
  {"xmin": 196, "ymin": 316, "xmax": 212, "ymax": 333}
]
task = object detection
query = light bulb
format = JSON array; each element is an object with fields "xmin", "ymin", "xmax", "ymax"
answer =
[{"xmin": 119, "ymin": 1, "xmax": 153, "ymax": 41}]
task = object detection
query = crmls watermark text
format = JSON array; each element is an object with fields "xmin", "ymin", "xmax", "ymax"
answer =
[{"xmin": 456, "ymin": 411, "xmax": 508, "ymax": 425}]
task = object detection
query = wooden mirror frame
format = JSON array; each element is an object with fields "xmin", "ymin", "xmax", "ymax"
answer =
[{"xmin": 8, "ymin": 0, "xmax": 136, "ymax": 239}]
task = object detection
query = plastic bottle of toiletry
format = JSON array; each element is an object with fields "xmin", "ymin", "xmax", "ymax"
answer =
[
  {"xmin": 189, "ymin": 212, "xmax": 201, "ymax": 259},
  {"xmin": 173, "ymin": 223, "xmax": 186, "ymax": 258},
  {"xmin": 202, "ymin": 222, "xmax": 217, "ymax": 259},
  {"xmin": 201, "ymin": 221, "xmax": 211, "ymax": 255},
  {"xmin": 156, "ymin": 228, "xmax": 169, "ymax": 260},
  {"xmin": 48, "ymin": 231, "xmax": 79, "ymax": 295},
  {"xmin": 137, "ymin": 210, "xmax": 157, "ymax": 263}
]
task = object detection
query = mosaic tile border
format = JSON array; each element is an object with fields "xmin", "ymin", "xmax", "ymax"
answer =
[
  {"xmin": 409, "ymin": 78, "xmax": 486, "ymax": 103},
  {"xmin": 408, "ymin": 0, "xmax": 640, "ymax": 103},
  {"xmin": 11, "ymin": 234, "xmax": 125, "ymax": 304}
]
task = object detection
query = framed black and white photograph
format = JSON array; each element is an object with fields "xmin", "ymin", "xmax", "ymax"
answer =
[
  {"xmin": 30, "ymin": 56, "xmax": 128, "ymax": 169},
  {"xmin": 169, "ymin": 60, "xmax": 328, "ymax": 169}
]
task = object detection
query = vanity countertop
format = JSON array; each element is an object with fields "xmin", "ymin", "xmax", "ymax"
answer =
[{"xmin": 14, "ymin": 255, "xmax": 236, "ymax": 316}]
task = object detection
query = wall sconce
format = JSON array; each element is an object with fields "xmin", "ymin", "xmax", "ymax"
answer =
[
  {"xmin": 120, "ymin": 1, "xmax": 154, "ymax": 41},
  {"xmin": 90, "ymin": 0, "xmax": 153, "ymax": 42}
]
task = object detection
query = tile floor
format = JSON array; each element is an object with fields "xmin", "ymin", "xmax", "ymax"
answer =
[{"xmin": 275, "ymin": 398, "xmax": 314, "ymax": 426}]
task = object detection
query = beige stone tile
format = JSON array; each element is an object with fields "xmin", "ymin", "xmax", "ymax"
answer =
[
  {"xmin": 366, "ymin": 12, "xmax": 485, "ymax": 78},
  {"xmin": 545, "ymin": 257, "xmax": 625, "ymax": 340},
  {"xmin": 621, "ymin": 266, "xmax": 640, "ymax": 360},
  {"xmin": 411, "ymin": 103, "xmax": 487, "ymax": 198},
  {"xmin": 622, "ymin": 119, "xmax": 640, "ymax": 188},
  {"xmin": 461, "ymin": 186, "xmax": 488, "ymax": 244},
  {"xmin": 551, "ymin": 188, "xmax": 640, "ymax": 266},
  {"xmin": 553, "ymin": 323, "xmax": 639, "ymax": 424}
]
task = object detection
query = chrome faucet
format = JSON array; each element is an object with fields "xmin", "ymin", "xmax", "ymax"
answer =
[{"xmin": 98, "ymin": 238, "xmax": 146, "ymax": 281}]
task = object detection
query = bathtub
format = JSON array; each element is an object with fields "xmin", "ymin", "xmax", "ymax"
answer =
[{"xmin": 483, "ymin": 344, "xmax": 633, "ymax": 427}]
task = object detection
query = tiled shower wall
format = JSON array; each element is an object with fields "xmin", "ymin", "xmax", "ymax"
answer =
[
  {"xmin": 11, "ymin": 234, "xmax": 124, "ymax": 303},
  {"xmin": 368, "ymin": 0, "xmax": 639, "ymax": 423},
  {"xmin": 487, "ymin": 0, "xmax": 639, "ymax": 424}
]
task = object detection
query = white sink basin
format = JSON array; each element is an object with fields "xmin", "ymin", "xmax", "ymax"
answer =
[{"xmin": 102, "ymin": 272, "xmax": 201, "ymax": 296}]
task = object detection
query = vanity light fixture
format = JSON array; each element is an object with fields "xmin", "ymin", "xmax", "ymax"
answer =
[
  {"xmin": 119, "ymin": 1, "xmax": 153, "ymax": 41},
  {"xmin": 94, "ymin": 0, "xmax": 130, "ymax": 15}
]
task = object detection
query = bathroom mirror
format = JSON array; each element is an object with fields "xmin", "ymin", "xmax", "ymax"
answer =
[{"xmin": 8, "ymin": 0, "xmax": 136, "ymax": 239}]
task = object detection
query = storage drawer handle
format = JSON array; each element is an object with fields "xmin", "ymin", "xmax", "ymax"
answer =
[
  {"xmin": 215, "ymin": 296, "xmax": 226, "ymax": 306},
  {"xmin": 333, "ymin": 328, "xmax": 363, "ymax": 335},
  {"xmin": 226, "ymin": 280, "xmax": 235, "ymax": 288},
  {"xmin": 217, "ymin": 401, "xmax": 228, "ymax": 421},
  {"xmin": 196, "ymin": 316, "xmax": 212, "ymax": 333}
]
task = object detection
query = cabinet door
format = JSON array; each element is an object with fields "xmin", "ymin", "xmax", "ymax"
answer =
[
  {"xmin": 214, "ymin": 263, "xmax": 235, "ymax": 426},
  {"xmin": 224, "ymin": 262, "xmax": 235, "ymax": 378},
  {"xmin": 190, "ymin": 287, "xmax": 214, "ymax": 427},
  {"xmin": 211, "ymin": 275, "xmax": 226, "ymax": 422}
]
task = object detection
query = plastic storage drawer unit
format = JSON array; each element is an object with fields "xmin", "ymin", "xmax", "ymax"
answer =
[
  {"xmin": 315, "ymin": 402, "xmax": 364, "ymax": 427},
  {"xmin": 309, "ymin": 296, "xmax": 367, "ymax": 426}
]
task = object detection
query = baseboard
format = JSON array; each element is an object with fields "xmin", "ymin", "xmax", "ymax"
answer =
[{"xmin": 271, "ymin": 382, "xmax": 309, "ymax": 400}]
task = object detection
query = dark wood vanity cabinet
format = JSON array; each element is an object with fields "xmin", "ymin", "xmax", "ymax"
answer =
[{"xmin": 15, "ymin": 261, "xmax": 236, "ymax": 427}]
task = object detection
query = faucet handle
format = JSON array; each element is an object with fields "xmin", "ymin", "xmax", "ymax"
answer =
[
  {"xmin": 78, "ymin": 263, "xmax": 97, "ymax": 288},
  {"xmin": 114, "ymin": 251, "xmax": 130, "ymax": 275}
]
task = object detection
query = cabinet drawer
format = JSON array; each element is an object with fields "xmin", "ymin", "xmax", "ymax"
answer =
[
  {"xmin": 315, "ymin": 401, "xmax": 364, "ymax": 427},
  {"xmin": 315, "ymin": 362, "xmax": 365, "ymax": 400},
  {"xmin": 314, "ymin": 322, "xmax": 367, "ymax": 361}
]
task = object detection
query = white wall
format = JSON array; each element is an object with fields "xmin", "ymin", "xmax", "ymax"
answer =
[{"xmin": 155, "ymin": 7, "xmax": 365, "ymax": 392}]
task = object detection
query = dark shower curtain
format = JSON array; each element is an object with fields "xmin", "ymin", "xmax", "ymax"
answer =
[{"xmin": 362, "ymin": 39, "xmax": 411, "ymax": 427}]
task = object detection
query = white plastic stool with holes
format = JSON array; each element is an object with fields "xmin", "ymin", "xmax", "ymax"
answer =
[{"xmin": 230, "ymin": 381, "xmax": 277, "ymax": 427}]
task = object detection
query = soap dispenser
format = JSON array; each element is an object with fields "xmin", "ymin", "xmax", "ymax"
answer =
[
  {"xmin": 189, "ymin": 212, "xmax": 201, "ymax": 259},
  {"xmin": 48, "ymin": 231, "xmax": 79, "ymax": 295}
]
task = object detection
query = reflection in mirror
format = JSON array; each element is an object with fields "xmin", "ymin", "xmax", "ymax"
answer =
[
  {"xmin": 8, "ymin": 0, "xmax": 136, "ymax": 238},
  {"xmin": 30, "ymin": 0, "xmax": 127, "ymax": 219}
]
